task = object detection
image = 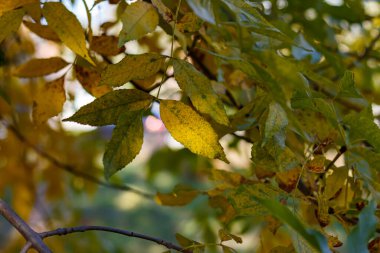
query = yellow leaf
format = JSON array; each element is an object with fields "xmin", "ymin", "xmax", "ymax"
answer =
[
  {"xmin": 13, "ymin": 57, "xmax": 69, "ymax": 77},
  {"xmin": 275, "ymin": 167, "xmax": 301, "ymax": 193},
  {"xmin": 90, "ymin": 35, "xmax": 125, "ymax": 56},
  {"xmin": 23, "ymin": 2, "xmax": 42, "ymax": 22},
  {"xmin": 23, "ymin": 21, "xmax": 60, "ymax": 41},
  {"xmin": 74, "ymin": 64, "xmax": 111, "ymax": 97},
  {"xmin": 0, "ymin": 8, "xmax": 25, "ymax": 43},
  {"xmin": 119, "ymin": 1, "xmax": 159, "ymax": 45},
  {"xmin": 306, "ymin": 155, "xmax": 326, "ymax": 173},
  {"xmin": 99, "ymin": 53, "xmax": 166, "ymax": 87},
  {"xmin": 0, "ymin": 0, "xmax": 37, "ymax": 14},
  {"xmin": 155, "ymin": 185, "xmax": 199, "ymax": 206},
  {"xmin": 33, "ymin": 76, "xmax": 66, "ymax": 124},
  {"xmin": 43, "ymin": 2, "xmax": 95, "ymax": 65},
  {"xmin": 160, "ymin": 100, "xmax": 228, "ymax": 162},
  {"xmin": 173, "ymin": 59, "xmax": 229, "ymax": 126}
]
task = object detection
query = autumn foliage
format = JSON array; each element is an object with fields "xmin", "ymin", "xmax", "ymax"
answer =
[{"xmin": 1, "ymin": 0, "xmax": 380, "ymax": 252}]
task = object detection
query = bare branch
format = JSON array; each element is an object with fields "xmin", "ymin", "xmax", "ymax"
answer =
[
  {"xmin": 39, "ymin": 226, "xmax": 191, "ymax": 253},
  {"xmin": 3, "ymin": 121, "xmax": 154, "ymax": 199},
  {"xmin": 0, "ymin": 199, "xmax": 52, "ymax": 253}
]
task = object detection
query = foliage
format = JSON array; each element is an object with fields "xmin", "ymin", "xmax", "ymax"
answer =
[{"xmin": 0, "ymin": 0, "xmax": 380, "ymax": 252}]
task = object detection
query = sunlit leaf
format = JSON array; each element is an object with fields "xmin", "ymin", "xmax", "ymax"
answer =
[
  {"xmin": 13, "ymin": 57, "xmax": 69, "ymax": 77},
  {"xmin": 64, "ymin": 89, "xmax": 153, "ymax": 126},
  {"xmin": 103, "ymin": 110, "xmax": 144, "ymax": 178},
  {"xmin": 43, "ymin": 2, "xmax": 95, "ymax": 65},
  {"xmin": 99, "ymin": 53, "xmax": 166, "ymax": 87},
  {"xmin": 23, "ymin": 21, "xmax": 60, "ymax": 41},
  {"xmin": 156, "ymin": 185, "xmax": 199, "ymax": 206},
  {"xmin": 0, "ymin": 8, "xmax": 25, "ymax": 43},
  {"xmin": 33, "ymin": 76, "xmax": 66, "ymax": 124},
  {"xmin": 263, "ymin": 102, "xmax": 288, "ymax": 148},
  {"xmin": 173, "ymin": 59, "xmax": 229, "ymax": 126},
  {"xmin": 160, "ymin": 100, "xmax": 228, "ymax": 162},
  {"xmin": 343, "ymin": 201, "xmax": 377, "ymax": 253},
  {"xmin": 118, "ymin": 1, "xmax": 159, "ymax": 45}
]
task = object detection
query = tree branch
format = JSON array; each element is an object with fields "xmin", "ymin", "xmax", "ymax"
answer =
[
  {"xmin": 2, "ymin": 121, "xmax": 154, "ymax": 199},
  {"xmin": 38, "ymin": 226, "xmax": 191, "ymax": 253},
  {"xmin": 0, "ymin": 199, "xmax": 52, "ymax": 253}
]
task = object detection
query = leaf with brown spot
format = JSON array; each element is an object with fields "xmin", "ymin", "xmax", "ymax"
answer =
[
  {"xmin": 33, "ymin": 76, "xmax": 66, "ymax": 124},
  {"xmin": 275, "ymin": 167, "xmax": 301, "ymax": 193},
  {"xmin": 74, "ymin": 64, "xmax": 111, "ymax": 97},
  {"xmin": 306, "ymin": 155, "xmax": 326, "ymax": 173}
]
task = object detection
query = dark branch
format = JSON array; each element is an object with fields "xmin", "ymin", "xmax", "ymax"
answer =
[
  {"xmin": 0, "ymin": 199, "xmax": 52, "ymax": 253},
  {"xmin": 39, "ymin": 226, "xmax": 191, "ymax": 253},
  {"xmin": 3, "ymin": 122, "xmax": 154, "ymax": 199}
]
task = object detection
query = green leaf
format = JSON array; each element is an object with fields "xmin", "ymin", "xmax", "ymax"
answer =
[
  {"xmin": 160, "ymin": 100, "xmax": 228, "ymax": 163},
  {"xmin": 0, "ymin": 8, "xmax": 25, "ymax": 43},
  {"xmin": 99, "ymin": 53, "xmax": 166, "ymax": 87},
  {"xmin": 64, "ymin": 89, "xmax": 153, "ymax": 126},
  {"xmin": 103, "ymin": 110, "xmax": 144, "ymax": 179},
  {"xmin": 43, "ymin": 2, "xmax": 95, "ymax": 65},
  {"xmin": 343, "ymin": 107, "xmax": 380, "ymax": 152},
  {"xmin": 156, "ymin": 185, "xmax": 199, "ymax": 206},
  {"xmin": 173, "ymin": 59, "xmax": 229, "ymax": 126},
  {"xmin": 263, "ymin": 102, "xmax": 288, "ymax": 148},
  {"xmin": 291, "ymin": 90, "xmax": 336, "ymax": 122},
  {"xmin": 13, "ymin": 57, "xmax": 69, "ymax": 77},
  {"xmin": 344, "ymin": 200, "xmax": 377, "ymax": 253},
  {"xmin": 253, "ymin": 197, "xmax": 330, "ymax": 253},
  {"xmin": 337, "ymin": 71, "xmax": 362, "ymax": 98},
  {"xmin": 118, "ymin": 1, "xmax": 159, "ymax": 45}
]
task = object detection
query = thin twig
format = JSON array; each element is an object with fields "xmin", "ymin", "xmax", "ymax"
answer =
[
  {"xmin": 39, "ymin": 226, "xmax": 191, "ymax": 253},
  {"xmin": 0, "ymin": 199, "xmax": 52, "ymax": 253},
  {"xmin": 325, "ymin": 145, "xmax": 347, "ymax": 171},
  {"xmin": 3, "ymin": 122, "xmax": 154, "ymax": 199}
]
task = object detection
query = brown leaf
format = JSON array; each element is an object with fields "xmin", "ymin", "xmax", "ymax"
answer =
[
  {"xmin": 275, "ymin": 167, "xmax": 301, "ymax": 192},
  {"xmin": 306, "ymin": 155, "xmax": 326, "ymax": 173},
  {"xmin": 13, "ymin": 57, "xmax": 69, "ymax": 77},
  {"xmin": 90, "ymin": 35, "xmax": 125, "ymax": 56},
  {"xmin": 74, "ymin": 64, "xmax": 111, "ymax": 97},
  {"xmin": 23, "ymin": 21, "xmax": 60, "ymax": 41}
]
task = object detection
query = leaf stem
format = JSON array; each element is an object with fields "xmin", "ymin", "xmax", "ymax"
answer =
[{"xmin": 156, "ymin": 0, "xmax": 182, "ymax": 98}]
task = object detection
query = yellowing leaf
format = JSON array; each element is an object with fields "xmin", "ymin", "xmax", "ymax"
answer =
[
  {"xmin": 23, "ymin": 21, "xmax": 60, "ymax": 41},
  {"xmin": 74, "ymin": 64, "xmax": 111, "ymax": 97},
  {"xmin": 43, "ymin": 2, "xmax": 95, "ymax": 65},
  {"xmin": 64, "ymin": 89, "xmax": 153, "ymax": 126},
  {"xmin": 275, "ymin": 167, "xmax": 301, "ymax": 193},
  {"xmin": 173, "ymin": 59, "xmax": 229, "ymax": 126},
  {"xmin": 119, "ymin": 1, "xmax": 159, "ymax": 45},
  {"xmin": 13, "ymin": 57, "xmax": 69, "ymax": 77},
  {"xmin": 0, "ymin": 8, "xmax": 25, "ymax": 43},
  {"xmin": 99, "ymin": 53, "xmax": 166, "ymax": 87},
  {"xmin": 156, "ymin": 185, "xmax": 199, "ymax": 206},
  {"xmin": 33, "ymin": 76, "xmax": 66, "ymax": 124},
  {"xmin": 90, "ymin": 35, "xmax": 125, "ymax": 56},
  {"xmin": 177, "ymin": 12, "xmax": 202, "ymax": 33},
  {"xmin": 103, "ymin": 110, "xmax": 144, "ymax": 178},
  {"xmin": 263, "ymin": 102, "xmax": 288, "ymax": 148},
  {"xmin": 160, "ymin": 100, "xmax": 228, "ymax": 162},
  {"xmin": 0, "ymin": 0, "xmax": 37, "ymax": 14},
  {"xmin": 218, "ymin": 229, "xmax": 243, "ymax": 243}
]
